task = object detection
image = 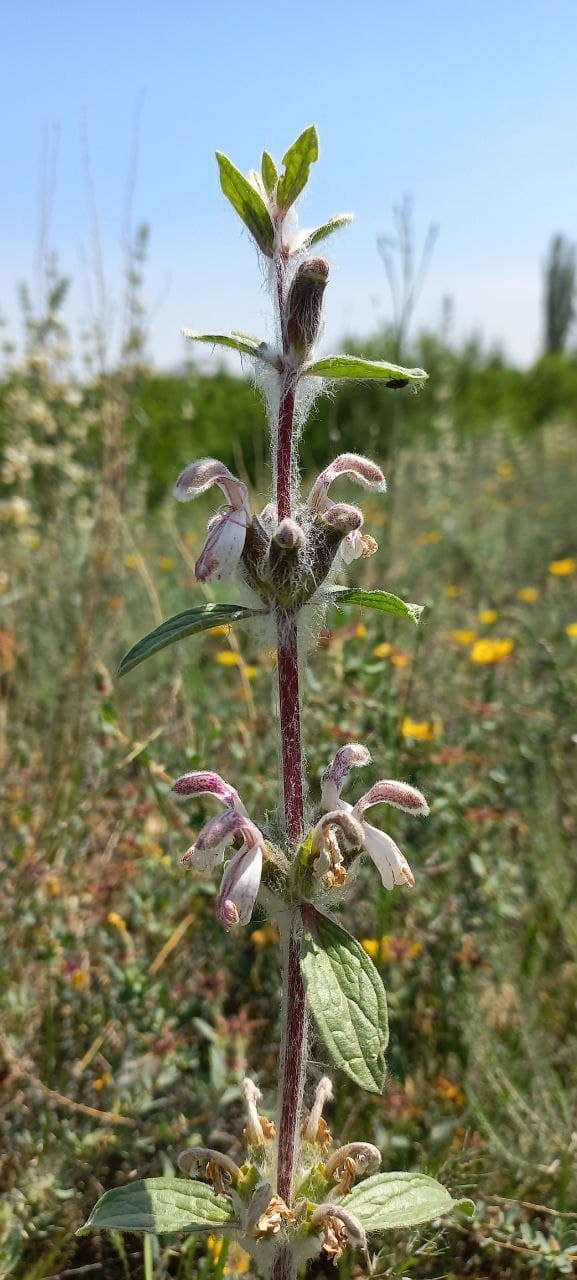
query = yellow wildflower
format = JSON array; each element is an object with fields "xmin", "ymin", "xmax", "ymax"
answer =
[
  {"xmin": 243, "ymin": 665, "xmax": 259, "ymax": 680},
  {"xmin": 497, "ymin": 461, "xmax": 514, "ymax": 480},
  {"xmin": 401, "ymin": 716, "xmax": 442, "ymax": 741},
  {"xmin": 436, "ymin": 1076, "xmax": 465, "ymax": 1106},
  {"xmin": 443, "ymin": 584, "xmax": 461, "ymax": 599},
  {"xmin": 208, "ymin": 624, "xmax": 230, "ymax": 636},
  {"xmin": 355, "ymin": 623, "xmax": 367, "ymax": 638},
  {"xmin": 361, "ymin": 936, "xmax": 392, "ymax": 965},
  {"xmin": 549, "ymin": 558, "xmax": 576, "ymax": 576},
  {"xmin": 158, "ymin": 556, "xmax": 175, "ymax": 571},
  {"xmin": 251, "ymin": 923, "xmax": 279, "ymax": 947},
  {"xmin": 71, "ymin": 969, "xmax": 88, "ymax": 990},
  {"xmin": 107, "ymin": 911, "xmax": 127, "ymax": 932},
  {"xmin": 124, "ymin": 554, "xmax": 139, "ymax": 569},
  {"xmin": 390, "ymin": 650, "xmax": 409, "ymax": 668},
  {"xmin": 517, "ymin": 587, "xmax": 539, "ymax": 603},
  {"xmin": 93, "ymin": 1071, "xmax": 112, "ymax": 1092},
  {"xmin": 450, "ymin": 630, "xmax": 476, "ymax": 646},
  {"xmin": 45, "ymin": 875, "xmax": 62, "ymax": 898},
  {"xmin": 566, "ymin": 622, "xmax": 577, "ymax": 637},
  {"xmin": 470, "ymin": 638, "xmax": 514, "ymax": 665},
  {"xmin": 417, "ymin": 530, "xmax": 443, "ymax": 546},
  {"xmin": 373, "ymin": 642, "xmax": 392, "ymax": 658},
  {"xmin": 479, "ymin": 609, "xmax": 498, "ymax": 625},
  {"xmin": 216, "ymin": 651, "xmax": 242, "ymax": 667}
]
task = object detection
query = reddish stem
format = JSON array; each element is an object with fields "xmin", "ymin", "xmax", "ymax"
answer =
[
  {"xmin": 276, "ymin": 609, "xmax": 304, "ymax": 842},
  {"xmin": 276, "ymin": 382, "xmax": 296, "ymax": 521},
  {"xmin": 276, "ymin": 913, "xmax": 307, "ymax": 1204}
]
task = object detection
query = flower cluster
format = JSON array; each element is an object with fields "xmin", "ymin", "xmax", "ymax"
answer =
[
  {"xmin": 174, "ymin": 452, "xmax": 386, "ymax": 606},
  {"xmin": 174, "ymin": 745, "xmax": 429, "ymax": 930}
]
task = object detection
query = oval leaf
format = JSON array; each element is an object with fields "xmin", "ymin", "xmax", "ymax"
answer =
[
  {"xmin": 328, "ymin": 587, "xmax": 424, "ymax": 625},
  {"xmin": 301, "ymin": 214, "xmax": 354, "ymax": 250},
  {"xmin": 215, "ymin": 152, "xmax": 274, "ymax": 256},
  {"xmin": 341, "ymin": 1171, "xmax": 475, "ymax": 1232},
  {"xmin": 117, "ymin": 604, "xmax": 260, "ymax": 677},
  {"xmin": 301, "ymin": 909, "xmax": 388, "ymax": 1093},
  {"xmin": 181, "ymin": 330, "xmax": 272, "ymax": 362},
  {"xmin": 304, "ymin": 354, "xmax": 428, "ymax": 384},
  {"xmin": 77, "ymin": 1177, "xmax": 236, "ymax": 1236},
  {"xmin": 261, "ymin": 150, "xmax": 278, "ymax": 196},
  {"xmin": 277, "ymin": 125, "xmax": 319, "ymax": 211}
]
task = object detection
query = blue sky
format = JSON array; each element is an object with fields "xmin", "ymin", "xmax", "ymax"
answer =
[{"xmin": 3, "ymin": 1, "xmax": 577, "ymax": 368}]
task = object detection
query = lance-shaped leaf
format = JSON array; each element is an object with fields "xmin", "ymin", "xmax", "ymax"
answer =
[
  {"xmin": 261, "ymin": 150, "xmax": 278, "ymax": 196},
  {"xmin": 327, "ymin": 587, "xmax": 424, "ymax": 625},
  {"xmin": 117, "ymin": 604, "xmax": 260, "ymax": 677},
  {"xmin": 215, "ymin": 152, "xmax": 275, "ymax": 256},
  {"xmin": 77, "ymin": 1178, "xmax": 236, "ymax": 1237},
  {"xmin": 277, "ymin": 125, "xmax": 319, "ymax": 211},
  {"xmin": 301, "ymin": 214, "xmax": 354, "ymax": 250},
  {"xmin": 341, "ymin": 1172, "xmax": 475, "ymax": 1232},
  {"xmin": 301, "ymin": 909, "xmax": 388, "ymax": 1093},
  {"xmin": 304, "ymin": 354, "xmax": 428, "ymax": 385},
  {"xmin": 181, "ymin": 330, "xmax": 273, "ymax": 362}
]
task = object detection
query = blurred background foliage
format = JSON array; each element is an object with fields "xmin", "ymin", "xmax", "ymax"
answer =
[{"xmin": 1, "ymin": 232, "xmax": 577, "ymax": 1279}]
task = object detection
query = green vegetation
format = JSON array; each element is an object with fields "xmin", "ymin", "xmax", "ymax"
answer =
[{"xmin": 1, "ymin": 279, "xmax": 577, "ymax": 1277}]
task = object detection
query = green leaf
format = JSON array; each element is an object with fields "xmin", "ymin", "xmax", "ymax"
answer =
[
  {"xmin": 301, "ymin": 214, "xmax": 354, "ymax": 249},
  {"xmin": 277, "ymin": 125, "xmax": 319, "ymax": 211},
  {"xmin": 117, "ymin": 604, "xmax": 260, "ymax": 677},
  {"xmin": 261, "ymin": 150, "xmax": 278, "ymax": 196},
  {"xmin": 304, "ymin": 354, "xmax": 428, "ymax": 384},
  {"xmin": 215, "ymin": 152, "xmax": 275, "ymax": 256},
  {"xmin": 301, "ymin": 909, "xmax": 388, "ymax": 1093},
  {"xmin": 181, "ymin": 330, "xmax": 271, "ymax": 361},
  {"xmin": 77, "ymin": 1177, "xmax": 236, "ymax": 1237},
  {"xmin": 341, "ymin": 1172, "xmax": 475, "ymax": 1232},
  {"xmin": 328, "ymin": 587, "xmax": 424, "ymax": 625}
]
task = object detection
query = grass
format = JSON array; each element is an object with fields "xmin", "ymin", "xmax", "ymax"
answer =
[{"xmin": 1, "ymin": 419, "xmax": 576, "ymax": 1278}]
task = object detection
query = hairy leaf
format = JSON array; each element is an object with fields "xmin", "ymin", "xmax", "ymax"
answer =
[
  {"xmin": 301, "ymin": 909, "xmax": 388, "ymax": 1093},
  {"xmin": 328, "ymin": 587, "xmax": 424, "ymax": 625},
  {"xmin": 181, "ymin": 330, "xmax": 270, "ymax": 361},
  {"xmin": 301, "ymin": 214, "xmax": 354, "ymax": 249},
  {"xmin": 261, "ymin": 150, "xmax": 278, "ymax": 196},
  {"xmin": 118, "ymin": 604, "xmax": 260, "ymax": 677},
  {"xmin": 341, "ymin": 1172, "xmax": 475, "ymax": 1231},
  {"xmin": 277, "ymin": 125, "xmax": 319, "ymax": 211},
  {"xmin": 77, "ymin": 1177, "xmax": 236, "ymax": 1236},
  {"xmin": 215, "ymin": 152, "xmax": 275, "ymax": 256},
  {"xmin": 304, "ymin": 354, "xmax": 428, "ymax": 383}
]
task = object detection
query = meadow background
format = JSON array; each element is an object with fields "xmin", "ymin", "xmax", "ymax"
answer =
[{"xmin": 2, "ymin": 3, "xmax": 577, "ymax": 1277}]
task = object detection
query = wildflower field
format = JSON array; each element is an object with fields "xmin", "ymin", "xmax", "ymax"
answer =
[{"xmin": 2, "ymin": 323, "xmax": 577, "ymax": 1277}]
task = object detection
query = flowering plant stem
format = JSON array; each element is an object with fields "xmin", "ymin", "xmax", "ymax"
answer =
[{"xmin": 274, "ymin": 377, "xmax": 307, "ymax": 1254}]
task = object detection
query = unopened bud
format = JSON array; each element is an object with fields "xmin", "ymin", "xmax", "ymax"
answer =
[
  {"xmin": 285, "ymin": 257, "xmax": 329, "ymax": 362},
  {"xmin": 307, "ymin": 503, "xmax": 363, "ymax": 588},
  {"xmin": 267, "ymin": 518, "xmax": 315, "ymax": 607}
]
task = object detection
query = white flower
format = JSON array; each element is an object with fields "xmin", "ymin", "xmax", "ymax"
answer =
[
  {"xmin": 173, "ymin": 457, "xmax": 251, "ymax": 582},
  {"xmin": 317, "ymin": 743, "xmax": 429, "ymax": 889},
  {"xmin": 172, "ymin": 769, "xmax": 264, "ymax": 928},
  {"xmin": 308, "ymin": 453, "xmax": 386, "ymax": 562}
]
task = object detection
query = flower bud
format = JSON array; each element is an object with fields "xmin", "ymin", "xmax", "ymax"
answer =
[
  {"xmin": 307, "ymin": 503, "xmax": 363, "ymax": 588},
  {"xmin": 285, "ymin": 257, "xmax": 329, "ymax": 362},
  {"xmin": 267, "ymin": 518, "xmax": 315, "ymax": 607}
]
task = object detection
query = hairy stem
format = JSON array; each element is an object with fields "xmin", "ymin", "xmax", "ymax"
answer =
[
  {"xmin": 276, "ymin": 381, "xmax": 296, "ymax": 521},
  {"xmin": 276, "ymin": 911, "xmax": 307, "ymax": 1204},
  {"xmin": 276, "ymin": 609, "xmax": 304, "ymax": 842}
]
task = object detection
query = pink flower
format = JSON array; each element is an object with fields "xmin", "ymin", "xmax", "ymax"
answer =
[
  {"xmin": 316, "ymin": 743, "xmax": 429, "ymax": 889},
  {"xmin": 308, "ymin": 453, "xmax": 386, "ymax": 563},
  {"xmin": 173, "ymin": 458, "xmax": 251, "ymax": 582},
  {"xmin": 172, "ymin": 769, "xmax": 263, "ymax": 927}
]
